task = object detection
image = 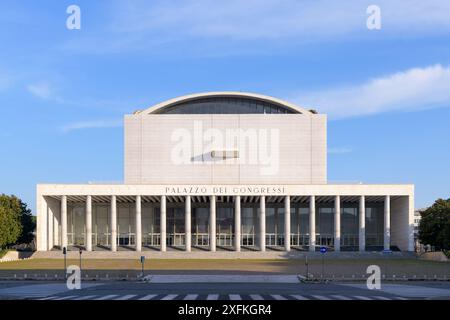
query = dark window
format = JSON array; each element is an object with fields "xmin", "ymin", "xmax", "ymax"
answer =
[{"xmin": 155, "ymin": 97, "xmax": 298, "ymax": 114}]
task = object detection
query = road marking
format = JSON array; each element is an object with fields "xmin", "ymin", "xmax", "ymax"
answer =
[
  {"xmin": 72, "ymin": 295, "xmax": 97, "ymax": 300},
  {"xmin": 340, "ymin": 283, "xmax": 450, "ymax": 298},
  {"xmin": 291, "ymin": 295, "xmax": 309, "ymax": 300},
  {"xmin": 161, "ymin": 294, "xmax": 178, "ymax": 300},
  {"xmin": 372, "ymin": 296, "xmax": 392, "ymax": 300},
  {"xmin": 53, "ymin": 295, "xmax": 77, "ymax": 300},
  {"xmin": 183, "ymin": 294, "xmax": 199, "ymax": 300},
  {"xmin": 271, "ymin": 294, "xmax": 287, "ymax": 300},
  {"xmin": 250, "ymin": 294, "xmax": 264, "ymax": 300},
  {"xmin": 353, "ymin": 296, "xmax": 373, "ymax": 300},
  {"xmin": 38, "ymin": 296, "xmax": 57, "ymax": 300},
  {"xmin": 229, "ymin": 294, "xmax": 241, "ymax": 300},
  {"xmin": 138, "ymin": 294, "xmax": 157, "ymax": 300},
  {"xmin": 330, "ymin": 295, "xmax": 351, "ymax": 300},
  {"xmin": 394, "ymin": 297, "xmax": 408, "ymax": 300},
  {"xmin": 114, "ymin": 294, "xmax": 137, "ymax": 300},
  {"xmin": 206, "ymin": 294, "xmax": 219, "ymax": 300},
  {"xmin": 94, "ymin": 295, "xmax": 118, "ymax": 300},
  {"xmin": 311, "ymin": 295, "xmax": 331, "ymax": 300}
]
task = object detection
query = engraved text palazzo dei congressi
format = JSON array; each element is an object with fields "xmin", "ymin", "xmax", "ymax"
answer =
[{"xmin": 165, "ymin": 186, "xmax": 286, "ymax": 195}]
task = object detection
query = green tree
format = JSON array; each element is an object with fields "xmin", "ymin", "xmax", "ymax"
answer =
[
  {"xmin": 17, "ymin": 199, "xmax": 35, "ymax": 244},
  {"xmin": 0, "ymin": 206, "xmax": 22, "ymax": 249},
  {"xmin": 0, "ymin": 194, "xmax": 35, "ymax": 249},
  {"xmin": 418, "ymin": 198, "xmax": 450, "ymax": 251}
]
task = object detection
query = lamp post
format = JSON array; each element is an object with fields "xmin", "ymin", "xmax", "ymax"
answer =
[
  {"xmin": 79, "ymin": 248, "xmax": 82, "ymax": 274},
  {"xmin": 305, "ymin": 255, "xmax": 309, "ymax": 279},
  {"xmin": 140, "ymin": 256, "xmax": 145, "ymax": 277},
  {"xmin": 63, "ymin": 247, "xmax": 67, "ymax": 279},
  {"xmin": 320, "ymin": 246, "xmax": 327, "ymax": 280}
]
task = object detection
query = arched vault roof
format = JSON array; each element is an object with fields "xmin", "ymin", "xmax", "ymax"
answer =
[{"xmin": 135, "ymin": 92, "xmax": 315, "ymax": 115}]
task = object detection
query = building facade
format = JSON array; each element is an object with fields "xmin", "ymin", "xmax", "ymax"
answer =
[{"xmin": 36, "ymin": 92, "xmax": 415, "ymax": 253}]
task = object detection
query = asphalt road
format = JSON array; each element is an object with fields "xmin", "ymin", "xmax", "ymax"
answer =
[{"xmin": 1, "ymin": 280, "xmax": 449, "ymax": 300}]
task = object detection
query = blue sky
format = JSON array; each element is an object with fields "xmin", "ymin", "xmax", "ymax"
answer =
[{"xmin": 1, "ymin": 0, "xmax": 449, "ymax": 213}]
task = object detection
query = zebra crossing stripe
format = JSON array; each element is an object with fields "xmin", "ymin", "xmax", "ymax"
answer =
[
  {"xmin": 250, "ymin": 294, "xmax": 264, "ymax": 300},
  {"xmin": 229, "ymin": 294, "xmax": 241, "ymax": 300},
  {"xmin": 183, "ymin": 294, "xmax": 199, "ymax": 300},
  {"xmin": 72, "ymin": 295, "xmax": 97, "ymax": 300},
  {"xmin": 114, "ymin": 294, "xmax": 137, "ymax": 300},
  {"xmin": 161, "ymin": 294, "xmax": 178, "ymax": 300},
  {"xmin": 206, "ymin": 294, "xmax": 219, "ymax": 300},
  {"xmin": 94, "ymin": 294, "xmax": 118, "ymax": 300},
  {"xmin": 271, "ymin": 294, "xmax": 287, "ymax": 300},
  {"xmin": 291, "ymin": 295, "xmax": 309, "ymax": 300},
  {"xmin": 353, "ymin": 296, "xmax": 373, "ymax": 300},
  {"xmin": 138, "ymin": 294, "xmax": 157, "ymax": 300},
  {"xmin": 372, "ymin": 296, "xmax": 392, "ymax": 300},
  {"xmin": 330, "ymin": 295, "xmax": 352, "ymax": 300},
  {"xmin": 311, "ymin": 295, "xmax": 331, "ymax": 300},
  {"xmin": 53, "ymin": 296, "xmax": 77, "ymax": 300},
  {"xmin": 38, "ymin": 296, "xmax": 57, "ymax": 300}
]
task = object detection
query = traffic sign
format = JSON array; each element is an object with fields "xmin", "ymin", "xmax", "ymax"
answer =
[{"xmin": 320, "ymin": 246, "xmax": 327, "ymax": 254}]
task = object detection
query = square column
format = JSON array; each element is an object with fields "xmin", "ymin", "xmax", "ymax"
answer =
[
  {"xmin": 359, "ymin": 195, "xmax": 366, "ymax": 252},
  {"xmin": 309, "ymin": 195, "xmax": 316, "ymax": 252},
  {"xmin": 53, "ymin": 207, "xmax": 59, "ymax": 247},
  {"xmin": 110, "ymin": 195, "xmax": 117, "ymax": 252},
  {"xmin": 61, "ymin": 195, "xmax": 67, "ymax": 251},
  {"xmin": 334, "ymin": 195, "xmax": 341, "ymax": 252},
  {"xmin": 185, "ymin": 195, "xmax": 191, "ymax": 252},
  {"xmin": 384, "ymin": 195, "xmax": 391, "ymax": 251},
  {"xmin": 135, "ymin": 195, "xmax": 142, "ymax": 252},
  {"xmin": 234, "ymin": 195, "xmax": 241, "ymax": 252},
  {"xmin": 259, "ymin": 195, "xmax": 266, "ymax": 252},
  {"xmin": 210, "ymin": 195, "xmax": 216, "ymax": 252},
  {"xmin": 86, "ymin": 195, "xmax": 92, "ymax": 252},
  {"xmin": 160, "ymin": 195, "xmax": 167, "ymax": 252},
  {"xmin": 47, "ymin": 202, "xmax": 54, "ymax": 250},
  {"xmin": 284, "ymin": 195, "xmax": 291, "ymax": 252}
]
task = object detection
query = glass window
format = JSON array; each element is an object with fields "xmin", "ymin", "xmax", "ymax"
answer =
[
  {"xmin": 157, "ymin": 97, "xmax": 298, "ymax": 114},
  {"xmin": 217, "ymin": 206, "xmax": 234, "ymax": 234}
]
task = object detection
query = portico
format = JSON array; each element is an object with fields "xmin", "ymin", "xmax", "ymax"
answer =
[{"xmin": 37, "ymin": 184, "xmax": 414, "ymax": 253}]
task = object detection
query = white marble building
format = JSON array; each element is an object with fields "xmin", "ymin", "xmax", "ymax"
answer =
[{"xmin": 36, "ymin": 92, "xmax": 414, "ymax": 253}]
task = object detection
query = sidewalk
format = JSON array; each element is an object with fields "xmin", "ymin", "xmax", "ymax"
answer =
[{"xmin": 143, "ymin": 274, "xmax": 301, "ymax": 283}]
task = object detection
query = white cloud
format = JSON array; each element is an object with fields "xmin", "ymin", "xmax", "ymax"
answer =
[
  {"xmin": 328, "ymin": 147, "xmax": 352, "ymax": 154},
  {"xmin": 114, "ymin": 0, "xmax": 450, "ymax": 40},
  {"xmin": 62, "ymin": 0, "xmax": 450, "ymax": 54},
  {"xmin": 61, "ymin": 119, "xmax": 123, "ymax": 133},
  {"xmin": 27, "ymin": 82, "xmax": 52, "ymax": 99},
  {"xmin": 294, "ymin": 64, "xmax": 450, "ymax": 119}
]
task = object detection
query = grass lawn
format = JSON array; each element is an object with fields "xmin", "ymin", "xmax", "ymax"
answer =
[{"xmin": 0, "ymin": 258, "xmax": 447, "ymax": 272}]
